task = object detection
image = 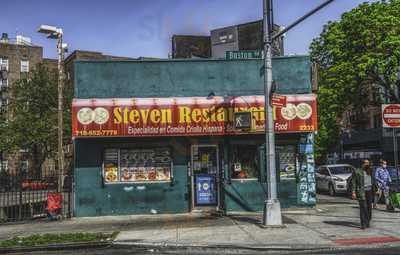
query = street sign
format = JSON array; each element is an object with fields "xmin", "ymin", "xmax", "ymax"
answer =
[
  {"xmin": 271, "ymin": 94, "xmax": 287, "ymax": 107},
  {"xmin": 382, "ymin": 104, "xmax": 400, "ymax": 128},
  {"xmin": 225, "ymin": 50, "xmax": 262, "ymax": 60},
  {"xmin": 234, "ymin": 112, "xmax": 252, "ymax": 129}
]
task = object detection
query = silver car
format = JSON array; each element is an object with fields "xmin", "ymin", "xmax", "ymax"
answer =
[{"xmin": 316, "ymin": 164, "xmax": 355, "ymax": 196}]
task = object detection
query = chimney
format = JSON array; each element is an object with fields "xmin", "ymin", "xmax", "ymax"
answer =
[{"xmin": 0, "ymin": 33, "xmax": 9, "ymax": 43}]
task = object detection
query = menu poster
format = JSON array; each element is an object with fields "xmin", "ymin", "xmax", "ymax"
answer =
[
  {"xmin": 104, "ymin": 149, "xmax": 119, "ymax": 183},
  {"xmin": 103, "ymin": 147, "xmax": 172, "ymax": 183},
  {"xmin": 120, "ymin": 148, "xmax": 171, "ymax": 182}
]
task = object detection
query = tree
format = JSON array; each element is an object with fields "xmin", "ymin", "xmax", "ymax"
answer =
[
  {"xmin": 0, "ymin": 64, "xmax": 73, "ymax": 177},
  {"xmin": 310, "ymin": 0, "xmax": 400, "ymax": 161}
]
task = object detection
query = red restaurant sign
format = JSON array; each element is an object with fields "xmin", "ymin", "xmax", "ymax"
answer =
[
  {"xmin": 271, "ymin": 94, "xmax": 287, "ymax": 107},
  {"xmin": 72, "ymin": 94, "xmax": 317, "ymax": 138}
]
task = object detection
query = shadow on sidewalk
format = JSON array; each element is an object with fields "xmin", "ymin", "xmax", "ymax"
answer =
[
  {"xmin": 323, "ymin": 220, "xmax": 360, "ymax": 228},
  {"xmin": 228, "ymin": 215, "xmax": 297, "ymax": 225}
]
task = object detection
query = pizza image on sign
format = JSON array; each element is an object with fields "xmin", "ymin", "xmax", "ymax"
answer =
[
  {"xmin": 281, "ymin": 103, "xmax": 297, "ymax": 120},
  {"xmin": 94, "ymin": 107, "xmax": 110, "ymax": 125},
  {"xmin": 77, "ymin": 107, "xmax": 94, "ymax": 125},
  {"xmin": 296, "ymin": 103, "xmax": 313, "ymax": 120}
]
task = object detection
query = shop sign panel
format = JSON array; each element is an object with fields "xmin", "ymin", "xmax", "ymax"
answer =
[
  {"xmin": 271, "ymin": 94, "xmax": 287, "ymax": 107},
  {"xmin": 72, "ymin": 94, "xmax": 317, "ymax": 137},
  {"xmin": 382, "ymin": 104, "xmax": 400, "ymax": 128}
]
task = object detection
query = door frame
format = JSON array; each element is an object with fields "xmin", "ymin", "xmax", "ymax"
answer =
[{"xmin": 190, "ymin": 144, "xmax": 220, "ymax": 211}]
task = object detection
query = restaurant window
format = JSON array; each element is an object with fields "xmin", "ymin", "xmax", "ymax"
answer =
[
  {"xmin": 231, "ymin": 145, "xmax": 259, "ymax": 179},
  {"xmin": 103, "ymin": 147, "xmax": 172, "ymax": 184},
  {"xmin": 277, "ymin": 145, "xmax": 296, "ymax": 180}
]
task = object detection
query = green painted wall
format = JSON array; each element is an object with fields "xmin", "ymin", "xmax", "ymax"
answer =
[
  {"xmin": 223, "ymin": 180, "xmax": 298, "ymax": 212},
  {"xmin": 74, "ymin": 137, "xmax": 189, "ymax": 217},
  {"xmin": 223, "ymin": 181, "xmax": 266, "ymax": 212},
  {"xmin": 74, "ymin": 56, "xmax": 311, "ymax": 99}
]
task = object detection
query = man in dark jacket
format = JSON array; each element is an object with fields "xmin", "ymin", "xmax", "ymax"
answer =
[{"xmin": 352, "ymin": 159, "xmax": 373, "ymax": 229}]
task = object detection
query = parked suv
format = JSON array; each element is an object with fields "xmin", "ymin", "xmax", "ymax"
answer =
[{"xmin": 316, "ymin": 164, "xmax": 355, "ymax": 196}]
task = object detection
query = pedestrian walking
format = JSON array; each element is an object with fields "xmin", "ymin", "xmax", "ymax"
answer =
[
  {"xmin": 374, "ymin": 159, "xmax": 392, "ymax": 210},
  {"xmin": 351, "ymin": 159, "xmax": 373, "ymax": 229}
]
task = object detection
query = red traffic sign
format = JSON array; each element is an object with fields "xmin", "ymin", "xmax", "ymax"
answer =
[
  {"xmin": 382, "ymin": 104, "xmax": 400, "ymax": 128},
  {"xmin": 271, "ymin": 94, "xmax": 287, "ymax": 107}
]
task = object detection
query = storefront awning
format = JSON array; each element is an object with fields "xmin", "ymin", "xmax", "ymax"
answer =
[{"xmin": 72, "ymin": 94, "xmax": 317, "ymax": 138}]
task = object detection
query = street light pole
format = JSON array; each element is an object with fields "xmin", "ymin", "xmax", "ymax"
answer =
[
  {"xmin": 261, "ymin": 0, "xmax": 336, "ymax": 226},
  {"xmin": 38, "ymin": 25, "xmax": 65, "ymax": 193},
  {"xmin": 262, "ymin": 0, "xmax": 282, "ymax": 226},
  {"xmin": 56, "ymin": 32, "xmax": 64, "ymax": 193}
]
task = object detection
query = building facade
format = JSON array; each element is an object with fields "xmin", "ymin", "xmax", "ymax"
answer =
[
  {"xmin": 336, "ymin": 105, "xmax": 399, "ymax": 167},
  {"xmin": 172, "ymin": 20, "xmax": 284, "ymax": 59},
  {"xmin": 72, "ymin": 56, "xmax": 317, "ymax": 217},
  {"xmin": 0, "ymin": 33, "xmax": 54, "ymax": 176}
]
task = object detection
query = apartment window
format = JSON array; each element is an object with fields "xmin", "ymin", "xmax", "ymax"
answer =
[
  {"xmin": 21, "ymin": 60, "xmax": 29, "ymax": 73},
  {"xmin": 0, "ymin": 161, "xmax": 8, "ymax": 172},
  {"xmin": 0, "ymin": 78, "xmax": 7, "ymax": 88},
  {"xmin": 373, "ymin": 114, "xmax": 382, "ymax": 128},
  {"xmin": 0, "ymin": 57, "xmax": 8, "ymax": 71},
  {"xmin": 0, "ymin": 98, "xmax": 8, "ymax": 113}
]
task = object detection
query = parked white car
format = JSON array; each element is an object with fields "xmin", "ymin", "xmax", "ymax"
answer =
[{"xmin": 316, "ymin": 164, "xmax": 355, "ymax": 196}]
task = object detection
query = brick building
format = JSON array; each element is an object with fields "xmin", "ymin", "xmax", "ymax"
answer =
[{"xmin": 0, "ymin": 33, "xmax": 53, "ymax": 176}]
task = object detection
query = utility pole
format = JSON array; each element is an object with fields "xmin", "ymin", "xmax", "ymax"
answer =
[
  {"xmin": 262, "ymin": 0, "xmax": 282, "ymax": 226},
  {"xmin": 262, "ymin": 0, "xmax": 336, "ymax": 226},
  {"xmin": 38, "ymin": 25, "xmax": 66, "ymax": 193}
]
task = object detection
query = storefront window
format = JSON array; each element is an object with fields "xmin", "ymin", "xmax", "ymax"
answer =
[
  {"xmin": 103, "ymin": 147, "xmax": 172, "ymax": 184},
  {"xmin": 277, "ymin": 145, "xmax": 296, "ymax": 180},
  {"xmin": 231, "ymin": 145, "xmax": 259, "ymax": 179}
]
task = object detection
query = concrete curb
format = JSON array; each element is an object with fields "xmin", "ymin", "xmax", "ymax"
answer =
[
  {"xmin": 113, "ymin": 240, "xmax": 400, "ymax": 252},
  {"xmin": 1, "ymin": 240, "xmax": 399, "ymax": 253},
  {"xmin": 0, "ymin": 241, "xmax": 112, "ymax": 254}
]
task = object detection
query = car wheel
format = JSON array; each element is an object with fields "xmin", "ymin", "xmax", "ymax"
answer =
[{"xmin": 329, "ymin": 184, "xmax": 336, "ymax": 196}]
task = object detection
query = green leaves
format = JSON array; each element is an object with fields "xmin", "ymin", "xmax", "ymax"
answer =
[
  {"xmin": 311, "ymin": 0, "xmax": 400, "ymax": 161},
  {"xmin": 0, "ymin": 64, "xmax": 72, "ymax": 173}
]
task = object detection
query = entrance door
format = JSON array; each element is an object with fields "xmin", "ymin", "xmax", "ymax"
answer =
[{"xmin": 190, "ymin": 145, "xmax": 219, "ymax": 211}]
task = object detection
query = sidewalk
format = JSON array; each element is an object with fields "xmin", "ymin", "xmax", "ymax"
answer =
[{"xmin": 1, "ymin": 194, "xmax": 399, "ymax": 251}]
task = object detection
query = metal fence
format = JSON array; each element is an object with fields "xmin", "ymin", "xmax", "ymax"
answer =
[{"xmin": 0, "ymin": 169, "xmax": 73, "ymax": 223}]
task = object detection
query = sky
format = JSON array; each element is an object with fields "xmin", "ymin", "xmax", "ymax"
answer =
[{"xmin": 1, "ymin": 0, "xmax": 376, "ymax": 59}]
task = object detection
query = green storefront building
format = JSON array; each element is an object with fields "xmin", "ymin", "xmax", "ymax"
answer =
[{"xmin": 72, "ymin": 56, "xmax": 317, "ymax": 217}]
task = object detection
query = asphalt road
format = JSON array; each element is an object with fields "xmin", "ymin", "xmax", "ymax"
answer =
[{"xmin": 7, "ymin": 245, "xmax": 400, "ymax": 255}]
